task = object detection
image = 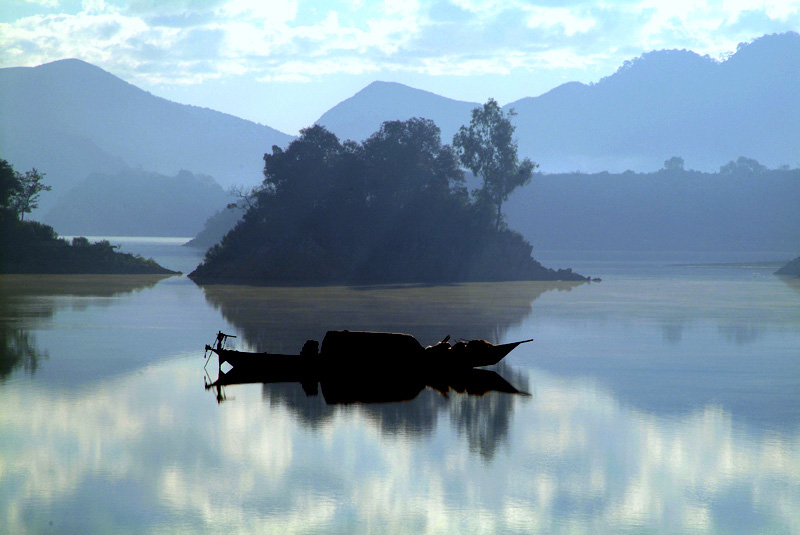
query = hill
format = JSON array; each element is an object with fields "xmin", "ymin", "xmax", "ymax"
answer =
[
  {"xmin": 504, "ymin": 161, "xmax": 800, "ymax": 252},
  {"xmin": 0, "ymin": 59, "xmax": 293, "ymax": 212},
  {"xmin": 316, "ymin": 81, "xmax": 478, "ymax": 143},
  {"xmin": 41, "ymin": 169, "xmax": 230, "ymax": 237},
  {"xmin": 0, "ymin": 159, "xmax": 177, "ymax": 275},
  {"xmin": 189, "ymin": 121, "xmax": 587, "ymax": 285}
]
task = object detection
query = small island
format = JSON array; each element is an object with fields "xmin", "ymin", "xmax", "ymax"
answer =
[
  {"xmin": 190, "ymin": 104, "xmax": 587, "ymax": 285},
  {"xmin": 776, "ymin": 256, "xmax": 800, "ymax": 278},
  {"xmin": 0, "ymin": 159, "xmax": 177, "ymax": 275}
]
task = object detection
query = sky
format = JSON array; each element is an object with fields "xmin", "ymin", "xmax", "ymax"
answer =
[{"xmin": 2, "ymin": 0, "xmax": 800, "ymax": 135}]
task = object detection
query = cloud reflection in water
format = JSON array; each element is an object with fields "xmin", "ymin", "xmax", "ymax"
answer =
[{"xmin": 1, "ymin": 357, "xmax": 799, "ymax": 534}]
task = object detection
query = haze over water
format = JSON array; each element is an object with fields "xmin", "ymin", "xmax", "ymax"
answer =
[{"xmin": 1, "ymin": 240, "xmax": 799, "ymax": 534}]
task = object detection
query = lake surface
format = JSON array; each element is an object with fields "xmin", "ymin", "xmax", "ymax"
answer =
[{"xmin": 1, "ymin": 241, "xmax": 799, "ymax": 534}]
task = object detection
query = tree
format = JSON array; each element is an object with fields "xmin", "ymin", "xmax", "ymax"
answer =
[
  {"xmin": 453, "ymin": 99, "xmax": 537, "ymax": 229},
  {"xmin": 362, "ymin": 118, "xmax": 466, "ymax": 208},
  {"xmin": 9, "ymin": 168, "xmax": 51, "ymax": 221},
  {"xmin": 0, "ymin": 159, "xmax": 21, "ymax": 216},
  {"xmin": 663, "ymin": 156, "xmax": 685, "ymax": 171},
  {"xmin": 226, "ymin": 184, "xmax": 260, "ymax": 211},
  {"xmin": 719, "ymin": 156, "xmax": 766, "ymax": 175}
]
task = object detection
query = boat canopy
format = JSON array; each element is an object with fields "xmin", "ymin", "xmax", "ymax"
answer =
[{"xmin": 320, "ymin": 330, "xmax": 425, "ymax": 366}]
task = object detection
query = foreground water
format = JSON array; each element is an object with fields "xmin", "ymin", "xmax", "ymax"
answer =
[{"xmin": 1, "ymin": 242, "xmax": 799, "ymax": 534}]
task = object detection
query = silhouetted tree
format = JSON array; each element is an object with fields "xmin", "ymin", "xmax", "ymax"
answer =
[
  {"xmin": 7, "ymin": 167, "xmax": 51, "ymax": 221},
  {"xmin": 453, "ymin": 99, "xmax": 537, "ymax": 229},
  {"xmin": 226, "ymin": 184, "xmax": 260, "ymax": 211},
  {"xmin": 663, "ymin": 156, "xmax": 685, "ymax": 171},
  {"xmin": 0, "ymin": 159, "xmax": 21, "ymax": 217},
  {"xmin": 191, "ymin": 119, "xmax": 581, "ymax": 284},
  {"xmin": 720, "ymin": 156, "xmax": 766, "ymax": 175},
  {"xmin": 362, "ymin": 118, "xmax": 466, "ymax": 208}
]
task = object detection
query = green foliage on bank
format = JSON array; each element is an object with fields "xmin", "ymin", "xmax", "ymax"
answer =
[
  {"xmin": 0, "ymin": 158, "xmax": 177, "ymax": 275},
  {"xmin": 190, "ymin": 119, "xmax": 585, "ymax": 284}
]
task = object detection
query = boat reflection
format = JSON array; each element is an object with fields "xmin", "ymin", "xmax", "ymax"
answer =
[
  {"xmin": 206, "ymin": 364, "xmax": 527, "ymax": 404},
  {"xmin": 206, "ymin": 360, "xmax": 530, "ymax": 459}
]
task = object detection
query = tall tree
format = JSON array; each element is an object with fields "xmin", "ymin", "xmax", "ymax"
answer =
[
  {"xmin": 0, "ymin": 159, "xmax": 23, "ymax": 216},
  {"xmin": 453, "ymin": 99, "xmax": 537, "ymax": 229},
  {"xmin": 9, "ymin": 168, "xmax": 51, "ymax": 221}
]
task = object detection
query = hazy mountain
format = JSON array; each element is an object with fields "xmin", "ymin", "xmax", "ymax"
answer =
[
  {"xmin": 317, "ymin": 32, "xmax": 800, "ymax": 173},
  {"xmin": 42, "ymin": 169, "xmax": 230, "ymax": 237},
  {"xmin": 509, "ymin": 32, "xmax": 800, "ymax": 172},
  {"xmin": 504, "ymin": 164, "xmax": 800, "ymax": 252},
  {"xmin": 316, "ymin": 81, "xmax": 478, "ymax": 143},
  {"xmin": 0, "ymin": 59, "xmax": 293, "ymax": 212}
]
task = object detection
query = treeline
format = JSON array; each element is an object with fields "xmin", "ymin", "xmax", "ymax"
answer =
[
  {"xmin": 505, "ymin": 156, "xmax": 800, "ymax": 252},
  {"xmin": 190, "ymin": 117, "xmax": 585, "ymax": 284},
  {"xmin": 0, "ymin": 159, "xmax": 177, "ymax": 274}
]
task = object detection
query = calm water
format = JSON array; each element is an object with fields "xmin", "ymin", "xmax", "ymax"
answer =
[{"xmin": 1, "ymin": 240, "xmax": 799, "ymax": 534}]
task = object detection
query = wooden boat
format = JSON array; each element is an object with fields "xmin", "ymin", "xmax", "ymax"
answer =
[{"xmin": 205, "ymin": 330, "xmax": 532, "ymax": 375}]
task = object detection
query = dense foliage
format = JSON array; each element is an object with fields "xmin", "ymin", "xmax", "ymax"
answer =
[
  {"xmin": 453, "ymin": 99, "xmax": 536, "ymax": 229},
  {"xmin": 0, "ymin": 158, "xmax": 177, "ymax": 274},
  {"xmin": 190, "ymin": 119, "xmax": 585, "ymax": 284}
]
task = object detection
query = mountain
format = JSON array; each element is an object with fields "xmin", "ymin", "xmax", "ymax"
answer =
[
  {"xmin": 508, "ymin": 32, "xmax": 800, "ymax": 172},
  {"xmin": 317, "ymin": 32, "xmax": 800, "ymax": 173},
  {"xmin": 315, "ymin": 81, "xmax": 478, "ymax": 143},
  {"xmin": 42, "ymin": 169, "xmax": 230, "ymax": 237},
  {"xmin": 0, "ymin": 59, "xmax": 293, "ymax": 212}
]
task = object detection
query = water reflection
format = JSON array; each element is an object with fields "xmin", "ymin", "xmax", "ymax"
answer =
[
  {"xmin": 198, "ymin": 281, "xmax": 574, "ymax": 460},
  {"xmin": 208, "ymin": 362, "xmax": 530, "ymax": 460},
  {"xmin": 0, "ymin": 274, "xmax": 171, "ymax": 380},
  {"xmin": 1, "ymin": 264, "xmax": 798, "ymax": 533},
  {"xmin": 513, "ymin": 275, "xmax": 800, "ymax": 430},
  {"xmin": 2, "ymin": 357, "xmax": 799, "ymax": 534},
  {"xmin": 779, "ymin": 274, "xmax": 800, "ymax": 297},
  {"xmin": 199, "ymin": 281, "xmax": 584, "ymax": 353}
]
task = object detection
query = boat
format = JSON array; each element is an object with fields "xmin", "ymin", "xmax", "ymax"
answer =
[
  {"xmin": 205, "ymin": 330, "xmax": 532, "ymax": 375},
  {"xmin": 204, "ymin": 330, "xmax": 531, "ymax": 404}
]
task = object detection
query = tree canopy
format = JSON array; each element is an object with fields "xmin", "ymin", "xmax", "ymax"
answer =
[
  {"xmin": 190, "ymin": 119, "xmax": 585, "ymax": 285},
  {"xmin": 453, "ymin": 99, "xmax": 537, "ymax": 229},
  {"xmin": 0, "ymin": 162, "xmax": 51, "ymax": 221}
]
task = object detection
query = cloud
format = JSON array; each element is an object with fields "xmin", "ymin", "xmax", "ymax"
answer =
[
  {"xmin": 524, "ymin": 6, "xmax": 597, "ymax": 36},
  {"xmin": 1, "ymin": 0, "xmax": 798, "ymax": 91},
  {"xmin": 24, "ymin": 0, "xmax": 60, "ymax": 7}
]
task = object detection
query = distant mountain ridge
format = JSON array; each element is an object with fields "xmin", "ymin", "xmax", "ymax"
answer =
[
  {"xmin": 316, "ymin": 81, "xmax": 479, "ymax": 143},
  {"xmin": 0, "ymin": 59, "xmax": 293, "ymax": 212},
  {"xmin": 42, "ymin": 169, "xmax": 230, "ymax": 237},
  {"xmin": 318, "ymin": 32, "xmax": 800, "ymax": 172}
]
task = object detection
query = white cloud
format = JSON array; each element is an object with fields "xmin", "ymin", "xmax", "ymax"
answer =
[
  {"xmin": 217, "ymin": 0, "xmax": 298, "ymax": 25},
  {"xmin": 1, "ymin": 0, "xmax": 798, "ymax": 101},
  {"xmin": 524, "ymin": 6, "xmax": 596, "ymax": 36},
  {"xmin": 24, "ymin": 0, "xmax": 59, "ymax": 7}
]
